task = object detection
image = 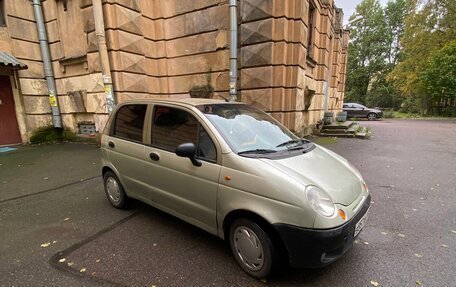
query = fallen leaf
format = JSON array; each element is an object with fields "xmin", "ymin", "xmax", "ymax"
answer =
[
  {"xmin": 381, "ymin": 232, "xmax": 387, "ymax": 235},
  {"xmin": 44, "ymin": 177, "xmax": 49, "ymax": 180},
  {"xmin": 260, "ymin": 278, "xmax": 267, "ymax": 283},
  {"xmin": 153, "ymin": 243, "xmax": 157, "ymax": 247},
  {"xmin": 67, "ymin": 262, "xmax": 74, "ymax": 267},
  {"xmin": 398, "ymin": 234, "xmax": 405, "ymax": 238},
  {"xmin": 414, "ymin": 253, "xmax": 422, "ymax": 258},
  {"xmin": 63, "ymin": 218, "xmax": 70, "ymax": 221},
  {"xmin": 430, "ymin": 187, "xmax": 434, "ymax": 190},
  {"xmin": 441, "ymin": 244, "xmax": 449, "ymax": 248},
  {"xmin": 80, "ymin": 179, "xmax": 84, "ymax": 181},
  {"xmin": 451, "ymin": 230, "xmax": 456, "ymax": 234},
  {"xmin": 416, "ymin": 280, "xmax": 422, "ymax": 285},
  {"xmin": 96, "ymin": 259, "xmax": 100, "ymax": 263},
  {"xmin": 58, "ymin": 258, "xmax": 66, "ymax": 263},
  {"xmin": 80, "ymin": 268, "xmax": 86, "ymax": 273},
  {"xmin": 40, "ymin": 242, "xmax": 51, "ymax": 248},
  {"xmin": 412, "ymin": 209, "xmax": 417, "ymax": 211},
  {"xmin": 52, "ymin": 240, "xmax": 58, "ymax": 244},
  {"xmin": 91, "ymin": 272, "xmax": 96, "ymax": 276},
  {"xmin": 436, "ymin": 184, "xmax": 440, "ymax": 187},
  {"xmin": 370, "ymin": 280, "xmax": 379, "ymax": 286},
  {"xmin": 364, "ymin": 241, "xmax": 369, "ymax": 245}
]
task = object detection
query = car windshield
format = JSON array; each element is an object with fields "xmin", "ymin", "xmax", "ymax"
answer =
[{"xmin": 197, "ymin": 104, "xmax": 312, "ymax": 154}]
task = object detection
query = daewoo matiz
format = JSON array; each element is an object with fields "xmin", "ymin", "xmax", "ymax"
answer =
[{"xmin": 100, "ymin": 98, "xmax": 371, "ymax": 278}]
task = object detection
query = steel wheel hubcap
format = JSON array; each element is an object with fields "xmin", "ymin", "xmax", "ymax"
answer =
[
  {"xmin": 233, "ymin": 226, "xmax": 264, "ymax": 271},
  {"xmin": 369, "ymin": 114, "xmax": 376, "ymax": 120},
  {"xmin": 106, "ymin": 177, "xmax": 120, "ymax": 203}
]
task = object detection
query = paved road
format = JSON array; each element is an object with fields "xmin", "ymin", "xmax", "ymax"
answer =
[{"xmin": 0, "ymin": 119, "xmax": 455, "ymax": 286}]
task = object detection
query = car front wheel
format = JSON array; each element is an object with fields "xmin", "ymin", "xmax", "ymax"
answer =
[
  {"xmin": 229, "ymin": 218, "xmax": 276, "ymax": 279},
  {"xmin": 367, "ymin": 113, "xmax": 377, "ymax": 121},
  {"xmin": 103, "ymin": 171, "xmax": 128, "ymax": 209}
]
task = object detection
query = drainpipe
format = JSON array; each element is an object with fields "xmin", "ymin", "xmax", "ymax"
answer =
[
  {"xmin": 323, "ymin": 33, "xmax": 334, "ymax": 113},
  {"xmin": 229, "ymin": 0, "xmax": 238, "ymax": 102},
  {"xmin": 93, "ymin": 0, "xmax": 116, "ymax": 113},
  {"xmin": 32, "ymin": 0, "xmax": 62, "ymax": 128}
]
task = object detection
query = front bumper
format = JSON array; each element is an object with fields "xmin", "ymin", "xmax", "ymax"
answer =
[{"xmin": 274, "ymin": 194, "xmax": 371, "ymax": 268}]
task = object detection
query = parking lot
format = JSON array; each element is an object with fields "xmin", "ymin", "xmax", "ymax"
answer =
[{"xmin": 1, "ymin": 119, "xmax": 455, "ymax": 286}]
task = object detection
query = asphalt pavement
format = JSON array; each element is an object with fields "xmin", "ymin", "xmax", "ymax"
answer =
[{"xmin": 0, "ymin": 119, "xmax": 455, "ymax": 287}]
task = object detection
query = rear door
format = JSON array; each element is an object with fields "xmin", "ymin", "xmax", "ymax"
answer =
[
  {"xmin": 143, "ymin": 105, "xmax": 221, "ymax": 234},
  {"xmin": 104, "ymin": 104, "xmax": 148, "ymax": 197}
]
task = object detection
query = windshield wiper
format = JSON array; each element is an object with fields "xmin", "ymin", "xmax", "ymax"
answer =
[
  {"xmin": 276, "ymin": 139, "xmax": 309, "ymax": 148},
  {"xmin": 238, "ymin": 149, "xmax": 277, "ymax": 155}
]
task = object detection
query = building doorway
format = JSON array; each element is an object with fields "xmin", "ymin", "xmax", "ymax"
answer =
[{"xmin": 0, "ymin": 76, "xmax": 22, "ymax": 145}]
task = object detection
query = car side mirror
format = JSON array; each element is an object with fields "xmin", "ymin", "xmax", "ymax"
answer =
[{"xmin": 175, "ymin": 143, "xmax": 202, "ymax": 167}]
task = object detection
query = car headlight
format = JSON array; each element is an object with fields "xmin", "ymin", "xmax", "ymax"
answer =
[{"xmin": 306, "ymin": 186, "xmax": 336, "ymax": 217}]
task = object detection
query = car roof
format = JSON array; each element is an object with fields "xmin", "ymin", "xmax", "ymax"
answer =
[{"xmin": 120, "ymin": 97, "xmax": 234, "ymax": 107}]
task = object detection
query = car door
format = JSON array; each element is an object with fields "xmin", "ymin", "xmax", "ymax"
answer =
[
  {"xmin": 344, "ymin": 104, "xmax": 356, "ymax": 118},
  {"xmin": 142, "ymin": 105, "xmax": 221, "ymax": 235},
  {"xmin": 104, "ymin": 104, "xmax": 149, "ymax": 197},
  {"xmin": 352, "ymin": 104, "xmax": 365, "ymax": 118}
]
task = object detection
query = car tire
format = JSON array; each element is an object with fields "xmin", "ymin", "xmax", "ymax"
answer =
[
  {"xmin": 229, "ymin": 218, "xmax": 276, "ymax": 279},
  {"xmin": 367, "ymin": 113, "xmax": 377, "ymax": 121},
  {"xmin": 103, "ymin": 171, "xmax": 128, "ymax": 209}
]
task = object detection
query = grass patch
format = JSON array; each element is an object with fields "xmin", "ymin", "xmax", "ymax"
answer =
[{"xmin": 30, "ymin": 126, "xmax": 76, "ymax": 144}]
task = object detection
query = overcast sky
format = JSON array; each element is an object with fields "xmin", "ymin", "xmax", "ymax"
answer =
[{"xmin": 335, "ymin": 0, "xmax": 390, "ymax": 24}]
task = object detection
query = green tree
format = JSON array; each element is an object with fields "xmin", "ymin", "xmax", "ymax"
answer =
[
  {"xmin": 345, "ymin": 0, "xmax": 409, "ymax": 108},
  {"xmin": 389, "ymin": 0, "xmax": 456, "ymax": 115},
  {"xmin": 421, "ymin": 41, "xmax": 456, "ymax": 116}
]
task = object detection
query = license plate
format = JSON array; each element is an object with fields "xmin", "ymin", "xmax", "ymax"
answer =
[{"xmin": 354, "ymin": 210, "xmax": 369, "ymax": 237}]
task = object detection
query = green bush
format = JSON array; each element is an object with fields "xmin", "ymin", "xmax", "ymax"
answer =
[{"xmin": 30, "ymin": 126, "xmax": 76, "ymax": 144}]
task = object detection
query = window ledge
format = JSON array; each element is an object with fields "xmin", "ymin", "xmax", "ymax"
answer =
[{"xmin": 59, "ymin": 54, "xmax": 88, "ymax": 73}]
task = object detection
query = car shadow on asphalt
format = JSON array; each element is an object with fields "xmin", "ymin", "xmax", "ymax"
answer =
[{"xmin": 49, "ymin": 199, "xmax": 347, "ymax": 286}]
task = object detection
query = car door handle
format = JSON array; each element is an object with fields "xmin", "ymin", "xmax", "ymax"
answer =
[
  {"xmin": 108, "ymin": 141, "xmax": 115, "ymax": 148},
  {"xmin": 149, "ymin": 152, "xmax": 160, "ymax": 161}
]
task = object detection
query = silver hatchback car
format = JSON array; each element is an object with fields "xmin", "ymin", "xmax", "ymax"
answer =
[{"xmin": 101, "ymin": 98, "xmax": 370, "ymax": 278}]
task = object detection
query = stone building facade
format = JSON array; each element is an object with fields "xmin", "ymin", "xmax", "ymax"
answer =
[{"xmin": 0, "ymin": 0, "xmax": 348, "ymax": 145}]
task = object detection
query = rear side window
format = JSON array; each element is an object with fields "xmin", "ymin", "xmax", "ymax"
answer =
[
  {"xmin": 112, "ymin": 104, "xmax": 147, "ymax": 142},
  {"xmin": 152, "ymin": 106, "xmax": 217, "ymax": 162}
]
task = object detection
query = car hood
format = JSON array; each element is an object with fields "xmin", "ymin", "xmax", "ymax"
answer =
[{"xmin": 259, "ymin": 146, "xmax": 363, "ymax": 206}]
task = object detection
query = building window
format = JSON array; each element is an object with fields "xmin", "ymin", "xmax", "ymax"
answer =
[
  {"xmin": 307, "ymin": 1, "xmax": 316, "ymax": 57},
  {"xmin": 0, "ymin": 0, "xmax": 6, "ymax": 27}
]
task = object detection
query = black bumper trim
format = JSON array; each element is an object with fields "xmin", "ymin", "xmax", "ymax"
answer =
[{"xmin": 274, "ymin": 194, "xmax": 371, "ymax": 268}]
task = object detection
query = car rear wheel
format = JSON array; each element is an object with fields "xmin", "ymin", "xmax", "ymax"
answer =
[
  {"xmin": 229, "ymin": 218, "xmax": 276, "ymax": 279},
  {"xmin": 367, "ymin": 113, "xmax": 377, "ymax": 121},
  {"xmin": 103, "ymin": 171, "xmax": 127, "ymax": 209}
]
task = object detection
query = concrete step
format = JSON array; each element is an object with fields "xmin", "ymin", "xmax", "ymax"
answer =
[{"xmin": 322, "ymin": 121, "xmax": 356, "ymax": 130}]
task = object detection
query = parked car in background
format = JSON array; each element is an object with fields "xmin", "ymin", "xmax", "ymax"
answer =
[
  {"xmin": 342, "ymin": 103, "xmax": 383, "ymax": 120},
  {"xmin": 101, "ymin": 99, "xmax": 371, "ymax": 278}
]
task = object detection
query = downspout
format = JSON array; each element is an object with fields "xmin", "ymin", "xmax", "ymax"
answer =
[
  {"xmin": 323, "ymin": 33, "xmax": 334, "ymax": 113},
  {"xmin": 229, "ymin": 0, "xmax": 238, "ymax": 102},
  {"xmin": 32, "ymin": 0, "xmax": 62, "ymax": 128},
  {"xmin": 93, "ymin": 0, "xmax": 116, "ymax": 113}
]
